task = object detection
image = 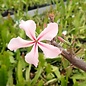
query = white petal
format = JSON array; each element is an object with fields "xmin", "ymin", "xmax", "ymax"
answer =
[
  {"xmin": 8, "ymin": 37, "xmax": 34, "ymax": 51},
  {"xmin": 19, "ymin": 20, "xmax": 36, "ymax": 40},
  {"xmin": 25, "ymin": 44, "xmax": 39, "ymax": 67},
  {"xmin": 38, "ymin": 42, "xmax": 61, "ymax": 58},
  {"xmin": 37, "ymin": 23, "xmax": 58, "ymax": 41}
]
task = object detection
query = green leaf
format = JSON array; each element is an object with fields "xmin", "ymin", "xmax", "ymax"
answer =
[
  {"xmin": 17, "ymin": 60, "xmax": 25, "ymax": 85},
  {"xmin": 0, "ymin": 51, "xmax": 11, "ymax": 69},
  {"xmin": 61, "ymin": 75, "xmax": 67, "ymax": 86},
  {"xmin": 73, "ymin": 79, "xmax": 79, "ymax": 86},
  {"xmin": 0, "ymin": 65, "xmax": 8, "ymax": 86},
  {"xmin": 71, "ymin": 73, "xmax": 86, "ymax": 80},
  {"xmin": 25, "ymin": 64, "xmax": 31, "ymax": 82},
  {"xmin": 37, "ymin": 80, "xmax": 44, "ymax": 86},
  {"xmin": 78, "ymin": 81, "xmax": 86, "ymax": 86},
  {"xmin": 61, "ymin": 57, "xmax": 69, "ymax": 69},
  {"xmin": 7, "ymin": 70, "xmax": 13, "ymax": 86},
  {"xmin": 39, "ymin": 53, "xmax": 46, "ymax": 67},
  {"xmin": 45, "ymin": 64, "xmax": 52, "ymax": 74},
  {"xmin": 66, "ymin": 66, "xmax": 72, "ymax": 78},
  {"xmin": 7, "ymin": 51, "xmax": 16, "ymax": 63},
  {"xmin": 31, "ymin": 66, "xmax": 43, "ymax": 86},
  {"xmin": 1, "ymin": 26, "xmax": 10, "ymax": 43},
  {"xmin": 51, "ymin": 66, "xmax": 61, "ymax": 79}
]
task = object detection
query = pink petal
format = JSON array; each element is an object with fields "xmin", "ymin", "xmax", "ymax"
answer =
[
  {"xmin": 19, "ymin": 20, "xmax": 36, "ymax": 40},
  {"xmin": 8, "ymin": 37, "xmax": 34, "ymax": 51},
  {"xmin": 25, "ymin": 44, "xmax": 39, "ymax": 67},
  {"xmin": 37, "ymin": 23, "xmax": 58, "ymax": 41},
  {"xmin": 38, "ymin": 42, "xmax": 61, "ymax": 58}
]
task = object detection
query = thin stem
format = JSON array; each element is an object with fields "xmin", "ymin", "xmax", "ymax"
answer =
[{"xmin": 26, "ymin": 64, "xmax": 31, "ymax": 81}]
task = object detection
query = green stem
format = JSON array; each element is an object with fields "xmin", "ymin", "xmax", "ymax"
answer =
[
  {"xmin": 26, "ymin": 64, "xmax": 32, "ymax": 82},
  {"xmin": 44, "ymin": 78, "xmax": 58, "ymax": 86},
  {"xmin": 31, "ymin": 66, "xmax": 43, "ymax": 86}
]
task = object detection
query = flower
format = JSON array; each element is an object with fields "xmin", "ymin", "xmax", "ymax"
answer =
[{"xmin": 8, "ymin": 20, "xmax": 61, "ymax": 67}]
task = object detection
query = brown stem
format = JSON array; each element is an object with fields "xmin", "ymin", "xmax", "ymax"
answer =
[
  {"xmin": 49, "ymin": 13, "xmax": 86, "ymax": 72},
  {"xmin": 51, "ymin": 41, "xmax": 86, "ymax": 72}
]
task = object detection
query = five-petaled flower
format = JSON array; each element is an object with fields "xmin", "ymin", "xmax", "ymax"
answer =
[{"xmin": 8, "ymin": 20, "xmax": 61, "ymax": 67}]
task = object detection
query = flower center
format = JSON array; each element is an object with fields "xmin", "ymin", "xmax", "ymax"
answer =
[{"xmin": 35, "ymin": 39, "xmax": 38, "ymax": 44}]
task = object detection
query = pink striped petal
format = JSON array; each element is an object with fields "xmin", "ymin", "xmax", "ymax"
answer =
[
  {"xmin": 37, "ymin": 23, "xmax": 58, "ymax": 41},
  {"xmin": 8, "ymin": 37, "xmax": 34, "ymax": 51},
  {"xmin": 25, "ymin": 44, "xmax": 39, "ymax": 67},
  {"xmin": 19, "ymin": 20, "xmax": 36, "ymax": 40},
  {"xmin": 38, "ymin": 42, "xmax": 61, "ymax": 58}
]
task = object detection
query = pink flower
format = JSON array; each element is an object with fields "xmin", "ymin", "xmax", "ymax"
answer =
[{"xmin": 8, "ymin": 20, "xmax": 61, "ymax": 67}]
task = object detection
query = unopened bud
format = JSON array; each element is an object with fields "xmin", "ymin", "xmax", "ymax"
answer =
[
  {"xmin": 58, "ymin": 36, "xmax": 65, "ymax": 43},
  {"xmin": 58, "ymin": 36, "xmax": 71, "ymax": 46}
]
